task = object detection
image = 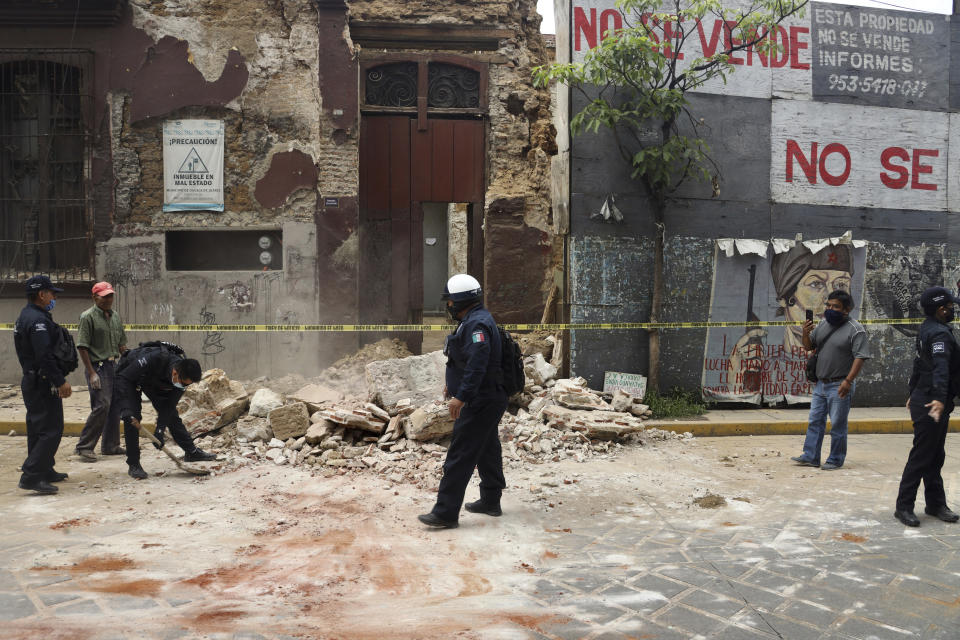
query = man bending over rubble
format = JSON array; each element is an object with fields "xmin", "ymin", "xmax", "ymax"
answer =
[
  {"xmin": 419, "ymin": 274, "xmax": 507, "ymax": 529},
  {"xmin": 113, "ymin": 341, "xmax": 216, "ymax": 479}
]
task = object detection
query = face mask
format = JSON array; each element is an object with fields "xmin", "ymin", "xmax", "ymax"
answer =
[
  {"xmin": 823, "ymin": 308, "xmax": 845, "ymax": 326},
  {"xmin": 172, "ymin": 382, "xmax": 185, "ymax": 390},
  {"xmin": 44, "ymin": 299, "xmax": 56, "ymax": 312},
  {"xmin": 446, "ymin": 305, "xmax": 459, "ymax": 322}
]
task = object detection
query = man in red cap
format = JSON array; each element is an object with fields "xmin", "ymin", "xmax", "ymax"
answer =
[{"xmin": 74, "ymin": 281, "xmax": 128, "ymax": 461}]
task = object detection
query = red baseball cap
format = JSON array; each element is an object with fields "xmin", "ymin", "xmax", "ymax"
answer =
[{"xmin": 92, "ymin": 281, "xmax": 116, "ymax": 296}]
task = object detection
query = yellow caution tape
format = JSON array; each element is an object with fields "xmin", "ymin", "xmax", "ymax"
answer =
[{"xmin": 0, "ymin": 318, "xmax": 926, "ymax": 332}]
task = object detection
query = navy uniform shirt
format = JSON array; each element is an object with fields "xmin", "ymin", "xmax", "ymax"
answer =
[
  {"xmin": 115, "ymin": 346, "xmax": 187, "ymax": 429},
  {"xmin": 13, "ymin": 303, "xmax": 66, "ymax": 387},
  {"xmin": 445, "ymin": 304, "xmax": 503, "ymax": 403},
  {"xmin": 910, "ymin": 317, "xmax": 960, "ymax": 404}
]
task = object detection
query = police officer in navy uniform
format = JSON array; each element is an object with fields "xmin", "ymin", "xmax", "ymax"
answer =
[
  {"xmin": 113, "ymin": 343, "xmax": 216, "ymax": 479},
  {"xmin": 895, "ymin": 286, "xmax": 960, "ymax": 527},
  {"xmin": 15, "ymin": 275, "xmax": 72, "ymax": 494},
  {"xmin": 419, "ymin": 274, "xmax": 508, "ymax": 529}
]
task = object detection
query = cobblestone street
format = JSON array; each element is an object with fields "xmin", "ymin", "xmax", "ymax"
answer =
[{"xmin": 1, "ymin": 432, "xmax": 959, "ymax": 639}]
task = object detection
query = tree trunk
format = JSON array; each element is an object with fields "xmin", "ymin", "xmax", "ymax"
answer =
[{"xmin": 648, "ymin": 210, "xmax": 665, "ymax": 392}]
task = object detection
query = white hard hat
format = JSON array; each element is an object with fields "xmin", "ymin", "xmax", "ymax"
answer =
[{"xmin": 443, "ymin": 273, "xmax": 482, "ymax": 302}]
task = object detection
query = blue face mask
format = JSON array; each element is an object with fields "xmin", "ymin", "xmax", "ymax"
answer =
[
  {"xmin": 172, "ymin": 381, "xmax": 185, "ymax": 390},
  {"xmin": 44, "ymin": 299, "xmax": 56, "ymax": 312},
  {"xmin": 823, "ymin": 308, "xmax": 846, "ymax": 326}
]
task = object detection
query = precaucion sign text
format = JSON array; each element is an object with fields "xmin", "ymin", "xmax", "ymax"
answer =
[{"xmin": 163, "ymin": 119, "xmax": 224, "ymax": 212}]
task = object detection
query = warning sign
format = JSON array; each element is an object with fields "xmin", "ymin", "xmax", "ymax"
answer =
[{"xmin": 163, "ymin": 120, "xmax": 224, "ymax": 212}]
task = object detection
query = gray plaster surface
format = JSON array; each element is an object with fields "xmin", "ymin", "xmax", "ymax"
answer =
[{"xmin": 0, "ymin": 432, "xmax": 958, "ymax": 638}]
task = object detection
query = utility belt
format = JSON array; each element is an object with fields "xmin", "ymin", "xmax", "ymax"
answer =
[{"xmin": 92, "ymin": 357, "xmax": 116, "ymax": 368}]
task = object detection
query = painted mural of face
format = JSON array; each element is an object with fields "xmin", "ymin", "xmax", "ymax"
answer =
[{"xmin": 783, "ymin": 269, "xmax": 852, "ymax": 323}]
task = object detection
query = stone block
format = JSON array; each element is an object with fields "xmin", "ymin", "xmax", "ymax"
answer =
[
  {"xmin": 406, "ymin": 402, "xmax": 455, "ymax": 441},
  {"xmin": 556, "ymin": 391, "xmax": 611, "ymax": 411},
  {"xmin": 365, "ymin": 350, "xmax": 445, "ymax": 412},
  {"xmin": 178, "ymin": 368, "xmax": 250, "ymax": 436},
  {"xmin": 236, "ymin": 418, "xmax": 272, "ymax": 442},
  {"xmin": 525, "ymin": 353, "xmax": 557, "ymax": 386},
  {"xmin": 316, "ymin": 407, "xmax": 386, "ymax": 434},
  {"xmin": 610, "ymin": 389, "xmax": 633, "ymax": 412},
  {"xmin": 304, "ymin": 419, "xmax": 336, "ymax": 445},
  {"xmin": 268, "ymin": 402, "xmax": 310, "ymax": 441},
  {"xmin": 249, "ymin": 388, "xmax": 284, "ymax": 417},
  {"xmin": 289, "ymin": 383, "xmax": 343, "ymax": 413}
]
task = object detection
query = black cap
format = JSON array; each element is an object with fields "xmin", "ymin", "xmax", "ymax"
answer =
[
  {"xmin": 920, "ymin": 286, "xmax": 960, "ymax": 314},
  {"xmin": 24, "ymin": 275, "xmax": 64, "ymax": 294}
]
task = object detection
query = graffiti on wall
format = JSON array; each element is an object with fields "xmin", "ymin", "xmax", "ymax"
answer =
[
  {"xmin": 864, "ymin": 244, "xmax": 949, "ymax": 337},
  {"xmin": 702, "ymin": 238, "xmax": 867, "ymax": 404}
]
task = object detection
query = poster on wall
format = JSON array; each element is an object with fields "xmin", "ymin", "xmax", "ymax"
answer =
[
  {"xmin": 701, "ymin": 236, "xmax": 867, "ymax": 405},
  {"xmin": 162, "ymin": 119, "xmax": 224, "ymax": 212}
]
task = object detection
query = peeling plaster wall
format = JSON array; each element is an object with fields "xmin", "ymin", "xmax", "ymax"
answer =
[{"xmin": 0, "ymin": 0, "xmax": 557, "ymax": 383}]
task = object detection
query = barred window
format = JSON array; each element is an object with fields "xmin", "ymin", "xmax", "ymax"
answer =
[{"xmin": 0, "ymin": 50, "xmax": 93, "ymax": 281}]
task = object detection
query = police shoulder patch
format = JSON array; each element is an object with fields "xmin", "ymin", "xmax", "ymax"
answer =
[
  {"xmin": 933, "ymin": 341, "xmax": 946, "ymax": 354},
  {"xmin": 471, "ymin": 330, "xmax": 486, "ymax": 344},
  {"xmin": 34, "ymin": 323, "xmax": 46, "ymax": 332}
]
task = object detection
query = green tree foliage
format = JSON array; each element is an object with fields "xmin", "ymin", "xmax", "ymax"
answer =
[{"xmin": 534, "ymin": 0, "xmax": 806, "ymax": 390}]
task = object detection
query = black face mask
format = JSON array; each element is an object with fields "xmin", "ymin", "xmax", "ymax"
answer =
[{"xmin": 823, "ymin": 308, "xmax": 846, "ymax": 326}]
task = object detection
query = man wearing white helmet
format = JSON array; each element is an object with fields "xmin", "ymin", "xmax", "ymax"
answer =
[{"xmin": 418, "ymin": 274, "xmax": 508, "ymax": 529}]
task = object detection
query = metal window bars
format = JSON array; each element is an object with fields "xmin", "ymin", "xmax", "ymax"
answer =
[{"xmin": 0, "ymin": 49, "xmax": 94, "ymax": 283}]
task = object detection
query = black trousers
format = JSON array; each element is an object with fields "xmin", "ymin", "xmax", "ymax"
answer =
[
  {"xmin": 896, "ymin": 391, "xmax": 953, "ymax": 511},
  {"xmin": 118, "ymin": 388, "xmax": 196, "ymax": 466},
  {"xmin": 431, "ymin": 392, "xmax": 508, "ymax": 522},
  {"xmin": 20, "ymin": 373, "xmax": 64, "ymax": 484}
]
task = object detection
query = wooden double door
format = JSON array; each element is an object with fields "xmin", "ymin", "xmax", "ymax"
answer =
[{"xmin": 359, "ymin": 115, "xmax": 485, "ymax": 350}]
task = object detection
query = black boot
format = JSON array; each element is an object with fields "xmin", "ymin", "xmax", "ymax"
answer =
[
  {"xmin": 19, "ymin": 478, "xmax": 58, "ymax": 494},
  {"xmin": 128, "ymin": 464, "xmax": 148, "ymax": 480},
  {"xmin": 183, "ymin": 448, "xmax": 216, "ymax": 462}
]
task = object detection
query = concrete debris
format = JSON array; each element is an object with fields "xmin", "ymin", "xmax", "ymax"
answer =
[
  {"xmin": 316, "ymin": 406, "xmax": 387, "ymax": 434},
  {"xmin": 268, "ymin": 402, "xmax": 311, "ymax": 441},
  {"xmin": 235, "ymin": 415, "xmax": 273, "ymax": 442},
  {"xmin": 248, "ymin": 388, "xmax": 284, "ymax": 417},
  {"xmin": 610, "ymin": 389, "xmax": 633, "ymax": 412},
  {"xmin": 406, "ymin": 401, "xmax": 455, "ymax": 441},
  {"xmin": 525, "ymin": 353, "xmax": 558, "ymax": 386},
  {"xmin": 184, "ymin": 345, "xmax": 686, "ymax": 493},
  {"xmin": 365, "ymin": 350, "xmax": 445, "ymax": 413},
  {"xmin": 289, "ymin": 383, "xmax": 343, "ymax": 413},
  {"xmin": 178, "ymin": 368, "xmax": 250, "ymax": 437},
  {"xmin": 541, "ymin": 405, "xmax": 644, "ymax": 440}
]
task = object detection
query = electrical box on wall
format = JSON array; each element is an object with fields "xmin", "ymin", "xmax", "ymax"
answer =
[{"xmin": 165, "ymin": 230, "xmax": 283, "ymax": 271}]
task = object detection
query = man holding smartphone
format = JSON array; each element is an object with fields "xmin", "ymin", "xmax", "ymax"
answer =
[{"xmin": 790, "ymin": 290, "xmax": 871, "ymax": 470}]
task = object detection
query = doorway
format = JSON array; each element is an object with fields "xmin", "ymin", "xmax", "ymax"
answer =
[
  {"xmin": 358, "ymin": 115, "xmax": 485, "ymax": 354},
  {"xmin": 421, "ymin": 202, "xmax": 469, "ymax": 352}
]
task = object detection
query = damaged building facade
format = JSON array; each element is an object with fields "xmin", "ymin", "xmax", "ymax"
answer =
[
  {"xmin": 0, "ymin": 0, "xmax": 558, "ymax": 382},
  {"xmin": 557, "ymin": 0, "xmax": 960, "ymax": 405}
]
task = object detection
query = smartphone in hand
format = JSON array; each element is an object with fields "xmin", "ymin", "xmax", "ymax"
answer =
[{"xmin": 805, "ymin": 309, "xmax": 814, "ymax": 322}]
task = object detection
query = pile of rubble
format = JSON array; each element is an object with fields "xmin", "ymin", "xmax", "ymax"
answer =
[{"xmin": 183, "ymin": 339, "xmax": 692, "ymax": 489}]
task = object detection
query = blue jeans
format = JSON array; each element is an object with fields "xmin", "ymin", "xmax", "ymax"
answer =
[{"xmin": 802, "ymin": 380, "xmax": 853, "ymax": 466}]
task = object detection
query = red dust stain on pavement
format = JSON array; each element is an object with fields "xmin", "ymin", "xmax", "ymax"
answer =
[
  {"xmin": 722, "ymin": 522, "xmax": 738, "ymax": 527},
  {"xmin": 49, "ymin": 518, "xmax": 93, "ymax": 530},
  {"xmin": 84, "ymin": 577, "xmax": 164, "ymax": 597},
  {"xmin": 834, "ymin": 532, "xmax": 868, "ymax": 543},
  {"xmin": 500, "ymin": 612, "xmax": 571, "ymax": 634},
  {"xmin": 32, "ymin": 555, "xmax": 137, "ymax": 573},
  {"xmin": 1, "ymin": 622, "xmax": 99, "ymax": 640},
  {"xmin": 456, "ymin": 572, "xmax": 492, "ymax": 597},
  {"xmin": 545, "ymin": 527, "xmax": 572, "ymax": 533},
  {"xmin": 542, "ymin": 550, "xmax": 558, "ymax": 559},
  {"xmin": 176, "ymin": 606, "xmax": 248, "ymax": 633}
]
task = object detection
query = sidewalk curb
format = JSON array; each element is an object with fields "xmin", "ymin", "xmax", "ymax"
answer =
[
  {"xmin": 647, "ymin": 418, "xmax": 960, "ymax": 437},
  {"xmin": 2, "ymin": 421, "xmax": 156, "ymax": 437}
]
